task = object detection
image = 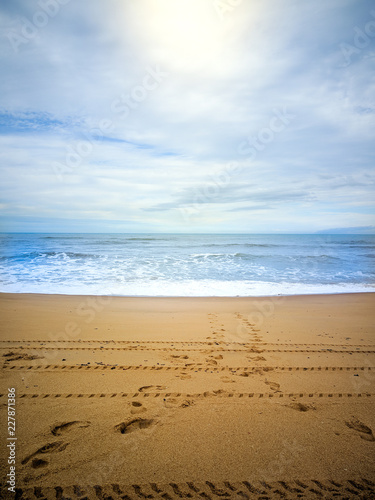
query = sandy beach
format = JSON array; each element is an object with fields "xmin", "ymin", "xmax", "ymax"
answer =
[{"xmin": 1, "ymin": 292, "xmax": 375, "ymax": 499}]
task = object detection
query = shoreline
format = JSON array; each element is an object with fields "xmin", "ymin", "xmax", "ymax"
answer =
[{"xmin": 1, "ymin": 290, "xmax": 374, "ymax": 298}]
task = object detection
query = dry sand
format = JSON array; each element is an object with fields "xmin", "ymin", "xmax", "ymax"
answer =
[{"xmin": 0, "ymin": 292, "xmax": 374, "ymax": 499}]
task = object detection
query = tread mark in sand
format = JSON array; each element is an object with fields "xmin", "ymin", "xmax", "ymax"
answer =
[
  {"xmin": 170, "ymin": 482, "xmax": 193, "ymax": 497},
  {"xmin": 205, "ymin": 481, "xmax": 230, "ymax": 496},
  {"xmin": 132, "ymin": 484, "xmax": 154, "ymax": 498}
]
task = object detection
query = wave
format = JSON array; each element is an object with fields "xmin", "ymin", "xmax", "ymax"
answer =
[
  {"xmin": 203, "ymin": 243, "xmax": 279, "ymax": 248},
  {"xmin": 1, "ymin": 251, "xmax": 102, "ymax": 260},
  {"xmin": 189, "ymin": 252, "xmax": 343, "ymax": 260},
  {"xmin": 125, "ymin": 237, "xmax": 170, "ymax": 242},
  {"xmin": 41, "ymin": 236, "xmax": 88, "ymax": 240},
  {"xmin": 332, "ymin": 240, "xmax": 375, "ymax": 246},
  {"xmin": 0, "ymin": 250, "xmax": 352, "ymax": 264}
]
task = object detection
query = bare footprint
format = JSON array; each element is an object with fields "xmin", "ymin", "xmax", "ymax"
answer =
[
  {"xmin": 22, "ymin": 441, "xmax": 69, "ymax": 465},
  {"xmin": 248, "ymin": 356, "xmax": 266, "ymax": 362},
  {"xmin": 31, "ymin": 458, "xmax": 48, "ymax": 469},
  {"xmin": 51, "ymin": 421, "xmax": 90, "ymax": 436},
  {"xmin": 138, "ymin": 385, "xmax": 166, "ymax": 392},
  {"xmin": 3, "ymin": 352, "xmax": 43, "ymax": 361},
  {"xmin": 164, "ymin": 397, "xmax": 178, "ymax": 408},
  {"xmin": 345, "ymin": 418, "xmax": 375, "ymax": 441},
  {"xmin": 180, "ymin": 399, "xmax": 194, "ymax": 408},
  {"xmin": 114, "ymin": 418, "xmax": 154, "ymax": 434},
  {"xmin": 265, "ymin": 379, "xmax": 280, "ymax": 392},
  {"xmin": 206, "ymin": 359, "xmax": 218, "ymax": 365},
  {"xmin": 164, "ymin": 398, "xmax": 195, "ymax": 409},
  {"xmin": 287, "ymin": 402, "xmax": 315, "ymax": 412}
]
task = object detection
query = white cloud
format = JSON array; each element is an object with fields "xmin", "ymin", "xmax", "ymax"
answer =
[{"xmin": 0, "ymin": 0, "xmax": 374, "ymax": 232}]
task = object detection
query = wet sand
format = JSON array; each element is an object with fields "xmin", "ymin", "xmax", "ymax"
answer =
[{"xmin": 0, "ymin": 293, "xmax": 374, "ymax": 499}]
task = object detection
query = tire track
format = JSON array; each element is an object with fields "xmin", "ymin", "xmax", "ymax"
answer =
[
  {"xmin": 2, "ymin": 346, "xmax": 375, "ymax": 353},
  {"xmin": 1, "ymin": 340, "xmax": 374, "ymax": 347},
  {"xmin": 2, "ymin": 364, "xmax": 374, "ymax": 372},
  {"xmin": 2, "ymin": 478, "xmax": 374, "ymax": 499},
  {"xmin": 1, "ymin": 392, "xmax": 373, "ymax": 400}
]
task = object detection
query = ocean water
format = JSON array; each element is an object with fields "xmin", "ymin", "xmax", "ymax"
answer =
[{"xmin": 0, "ymin": 233, "xmax": 374, "ymax": 296}]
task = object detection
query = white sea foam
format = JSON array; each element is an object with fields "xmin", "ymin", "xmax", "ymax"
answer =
[
  {"xmin": 1, "ymin": 233, "xmax": 374, "ymax": 296},
  {"xmin": 0, "ymin": 279, "xmax": 374, "ymax": 297}
]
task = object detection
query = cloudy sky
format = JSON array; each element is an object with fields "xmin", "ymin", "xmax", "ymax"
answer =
[{"xmin": 0, "ymin": 0, "xmax": 374, "ymax": 233}]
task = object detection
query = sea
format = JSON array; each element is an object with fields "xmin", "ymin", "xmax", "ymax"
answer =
[{"xmin": 0, "ymin": 233, "xmax": 374, "ymax": 296}]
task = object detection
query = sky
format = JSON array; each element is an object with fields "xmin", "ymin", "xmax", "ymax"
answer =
[{"xmin": 0, "ymin": 0, "xmax": 374, "ymax": 234}]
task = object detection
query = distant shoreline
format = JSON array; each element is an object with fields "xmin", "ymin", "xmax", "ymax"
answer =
[{"xmin": 0, "ymin": 290, "xmax": 374, "ymax": 298}]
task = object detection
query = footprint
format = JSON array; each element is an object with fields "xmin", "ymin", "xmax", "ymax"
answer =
[
  {"xmin": 252, "ymin": 356, "xmax": 266, "ymax": 361},
  {"xmin": 22, "ymin": 441, "xmax": 69, "ymax": 465},
  {"xmin": 180, "ymin": 399, "xmax": 194, "ymax": 408},
  {"xmin": 206, "ymin": 359, "xmax": 218, "ymax": 365},
  {"xmin": 114, "ymin": 418, "xmax": 154, "ymax": 434},
  {"xmin": 130, "ymin": 402, "xmax": 147, "ymax": 414},
  {"xmin": 51, "ymin": 421, "xmax": 90, "ymax": 436},
  {"xmin": 220, "ymin": 376, "xmax": 235, "ymax": 383},
  {"xmin": 287, "ymin": 402, "xmax": 315, "ymax": 412},
  {"xmin": 163, "ymin": 397, "xmax": 178, "ymax": 408},
  {"xmin": 138, "ymin": 385, "xmax": 166, "ymax": 392},
  {"xmin": 138, "ymin": 385, "xmax": 153, "ymax": 392},
  {"xmin": 3, "ymin": 352, "xmax": 43, "ymax": 361},
  {"xmin": 164, "ymin": 398, "xmax": 194, "ymax": 408},
  {"xmin": 31, "ymin": 458, "xmax": 48, "ymax": 469},
  {"xmin": 265, "ymin": 380, "xmax": 280, "ymax": 392},
  {"xmin": 345, "ymin": 418, "xmax": 375, "ymax": 441}
]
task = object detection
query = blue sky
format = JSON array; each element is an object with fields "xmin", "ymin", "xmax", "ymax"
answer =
[{"xmin": 0, "ymin": 0, "xmax": 374, "ymax": 233}]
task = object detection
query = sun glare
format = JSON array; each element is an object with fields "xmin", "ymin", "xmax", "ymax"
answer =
[{"xmin": 138, "ymin": 0, "xmax": 224, "ymax": 71}]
